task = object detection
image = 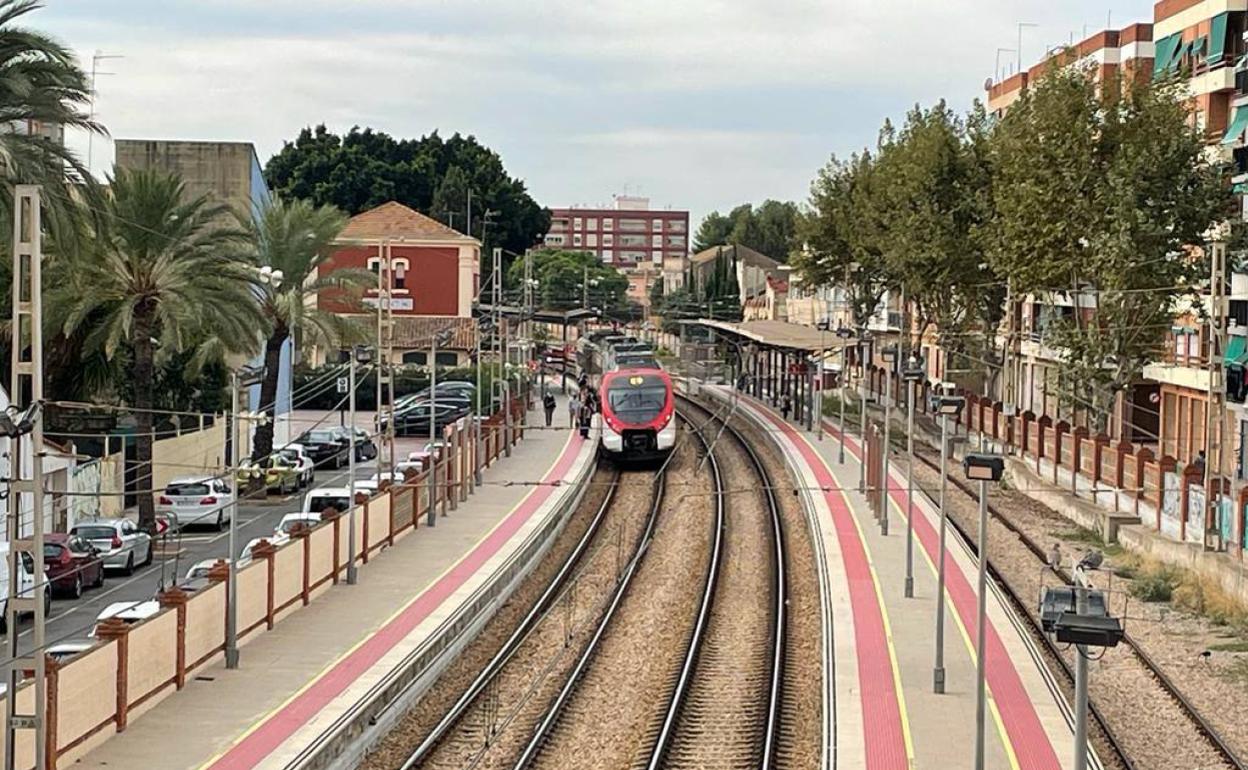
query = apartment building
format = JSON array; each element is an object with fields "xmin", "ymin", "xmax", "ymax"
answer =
[{"xmin": 544, "ymin": 196, "xmax": 689, "ymax": 269}]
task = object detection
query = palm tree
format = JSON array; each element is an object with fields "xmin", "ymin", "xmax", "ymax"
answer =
[
  {"xmin": 239, "ymin": 197, "xmax": 371, "ymax": 460},
  {"xmin": 55, "ymin": 168, "xmax": 264, "ymax": 531}
]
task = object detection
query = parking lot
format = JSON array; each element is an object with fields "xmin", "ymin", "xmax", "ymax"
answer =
[{"xmin": 15, "ymin": 410, "xmax": 438, "ymax": 657}]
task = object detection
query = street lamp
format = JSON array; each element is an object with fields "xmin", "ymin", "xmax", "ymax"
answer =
[
  {"xmin": 226, "ymin": 365, "xmax": 264, "ymax": 668},
  {"xmin": 962, "ymin": 451, "xmax": 1005, "ymax": 770},
  {"xmin": 931, "ymin": 391, "xmax": 965, "ymax": 694},
  {"xmin": 879, "ymin": 345, "xmax": 898, "ymax": 535},
  {"xmin": 347, "ymin": 345, "xmax": 372, "ymax": 584},
  {"xmin": 857, "ymin": 330, "xmax": 873, "ymax": 493},
  {"xmin": 835, "ymin": 326, "xmax": 854, "ymax": 463},
  {"xmin": 902, "ymin": 356, "xmax": 925, "ymax": 598},
  {"xmin": 816, "ymin": 318, "xmax": 831, "ymax": 440},
  {"xmin": 429, "ymin": 329, "xmax": 453, "ymax": 525}
]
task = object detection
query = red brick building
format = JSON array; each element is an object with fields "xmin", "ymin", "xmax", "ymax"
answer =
[{"xmin": 314, "ymin": 201, "xmax": 481, "ymax": 366}]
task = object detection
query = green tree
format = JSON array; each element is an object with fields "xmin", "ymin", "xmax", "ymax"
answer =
[
  {"xmin": 693, "ymin": 200, "xmax": 800, "ymax": 261},
  {"xmin": 794, "ymin": 149, "xmax": 894, "ymax": 332},
  {"xmin": 264, "ymin": 126, "xmax": 549, "ymax": 257},
  {"xmin": 430, "ymin": 164, "xmax": 470, "ymax": 228},
  {"xmin": 987, "ymin": 65, "xmax": 1229, "ymax": 431},
  {"xmin": 54, "ymin": 169, "xmax": 264, "ymax": 531},
  {"xmin": 238, "ymin": 198, "xmax": 373, "ymax": 460},
  {"xmin": 506, "ymin": 249, "xmax": 628, "ymax": 312}
]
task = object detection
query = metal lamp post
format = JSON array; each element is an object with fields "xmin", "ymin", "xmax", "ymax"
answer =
[
  {"xmin": 347, "ymin": 345, "xmax": 372, "ymax": 584},
  {"xmin": 902, "ymin": 356, "xmax": 925, "ymax": 598},
  {"xmin": 836, "ymin": 326, "xmax": 854, "ymax": 464},
  {"xmin": 816, "ymin": 318, "xmax": 830, "ymax": 439},
  {"xmin": 931, "ymin": 392, "xmax": 965, "ymax": 693},
  {"xmin": 963, "ymin": 452, "xmax": 1005, "ymax": 770},
  {"xmin": 226, "ymin": 365, "xmax": 264, "ymax": 668},
  {"xmin": 429, "ymin": 329, "xmax": 452, "ymax": 523},
  {"xmin": 858, "ymin": 330, "xmax": 873, "ymax": 493},
  {"xmin": 879, "ymin": 345, "xmax": 898, "ymax": 535}
]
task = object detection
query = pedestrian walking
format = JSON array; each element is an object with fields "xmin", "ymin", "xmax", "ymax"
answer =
[
  {"xmin": 568, "ymin": 391, "xmax": 581, "ymax": 428},
  {"xmin": 578, "ymin": 402, "xmax": 592, "ymax": 439},
  {"xmin": 543, "ymin": 392, "xmax": 557, "ymax": 427},
  {"xmin": 781, "ymin": 394, "xmax": 792, "ymax": 421}
]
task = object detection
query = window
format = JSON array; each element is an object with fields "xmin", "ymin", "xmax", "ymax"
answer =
[
  {"xmin": 602, "ymin": 250, "xmax": 613, "ymax": 262},
  {"xmin": 573, "ymin": 217, "xmax": 582, "ymax": 229},
  {"xmin": 620, "ymin": 251, "xmax": 646, "ymax": 263},
  {"xmin": 603, "ymin": 234, "xmax": 614, "ymax": 246},
  {"xmin": 666, "ymin": 251, "xmax": 685, "ymax": 261},
  {"xmin": 403, "ymin": 351, "xmax": 428, "ymax": 365},
  {"xmin": 436, "ymin": 352, "xmax": 458, "ymax": 366},
  {"xmin": 652, "ymin": 235, "xmax": 663, "ymax": 248},
  {"xmin": 666, "ymin": 235, "xmax": 686, "ymax": 247},
  {"xmin": 550, "ymin": 218, "xmax": 569, "ymax": 231},
  {"xmin": 545, "ymin": 234, "xmax": 566, "ymax": 246},
  {"xmin": 392, "ymin": 258, "xmax": 410, "ymax": 290},
  {"xmin": 367, "ymin": 257, "xmax": 381, "ymax": 274},
  {"xmin": 602, "ymin": 217, "xmax": 613, "ymax": 229},
  {"xmin": 652, "ymin": 219, "xmax": 663, "ymax": 232},
  {"xmin": 669, "ymin": 220, "xmax": 686, "ymax": 233},
  {"xmin": 573, "ymin": 234, "xmax": 583, "ymax": 246},
  {"xmin": 620, "ymin": 234, "xmax": 647, "ymax": 247},
  {"xmin": 619, "ymin": 218, "xmax": 647, "ymax": 232},
  {"xmin": 588, "ymin": 218, "xmax": 598, "ymax": 230},
  {"xmin": 587, "ymin": 234, "xmax": 598, "ymax": 247}
]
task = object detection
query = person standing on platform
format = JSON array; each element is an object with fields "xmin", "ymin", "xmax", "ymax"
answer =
[
  {"xmin": 543, "ymin": 392, "xmax": 557, "ymax": 426},
  {"xmin": 781, "ymin": 393, "xmax": 792, "ymax": 421},
  {"xmin": 568, "ymin": 391, "xmax": 581, "ymax": 428}
]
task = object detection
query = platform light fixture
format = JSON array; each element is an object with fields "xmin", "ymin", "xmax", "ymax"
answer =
[
  {"xmin": 963, "ymin": 449, "xmax": 1004, "ymax": 770},
  {"xmin": 962, "ymin": 453, "xmax": 1005, "ymax": 482}
]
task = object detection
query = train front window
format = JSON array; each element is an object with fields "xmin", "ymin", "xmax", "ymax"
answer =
[{"xmin": 607, "ymin": 376, "xmax": 667, "ymax": 423}]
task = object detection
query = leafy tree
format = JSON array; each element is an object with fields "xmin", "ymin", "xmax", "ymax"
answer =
[
  {"xmin": 794, "ymin": 149, "xmax": 894, "ymax": 332},
  {"xmin": 264, "ymin": 126, "xmax": 549, "ymax": 257},
  {"xmin": 237, "ymin": 198, "xmax": 372, "ymax": 460},
  {"xmin": 693, "ymin": 200, "xmax": 800, "ymax": 261},
  {"xmin": 987, "ymin": 65, "xmax": 1229, "ymax": 431},
  {"xmin": 506, "ymin": 249, "xmax": 628, "ymax": 312},
  {"xmin": 53, "ymin": 169, "xmax": 264, "ymax": 531}
]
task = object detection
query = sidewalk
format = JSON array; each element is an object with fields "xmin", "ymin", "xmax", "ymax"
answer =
[
  {"xmin": 700, "ymin": 385, "xmax": 1077, "ymax": 769},
  {"xmin": 72, "ymin": 394, "xmax": 595, "ymax": 770}
]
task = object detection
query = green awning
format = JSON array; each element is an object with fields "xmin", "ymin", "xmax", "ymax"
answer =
[
  {"xmin": 1223, "ymin": 106, "xmax": 1248, "ymax": 145},
  {"xmin": 1154, "ymin": 33, "xmax": 1182, "ymax": 77},
  {"xmin": 1226, "ymin": 336, "xmax": 1248, "ymax": 368},
  {"xmin": 1210, "ymin": 13, "xmax": 1229, "ymax": 64}
]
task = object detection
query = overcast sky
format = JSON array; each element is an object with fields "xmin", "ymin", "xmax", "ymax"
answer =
[{"xmin": 41, "ymin": 0, "xmax": 1155, "ymax": 227}]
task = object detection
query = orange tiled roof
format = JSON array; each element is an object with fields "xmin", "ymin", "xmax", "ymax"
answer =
[
  {"xmin": 390, "ymin": 315, "xmax": 478, "ymax": 350},
  {"xmin": 338, "ymin": 201, "xmax": 472, "ymax": 242}
]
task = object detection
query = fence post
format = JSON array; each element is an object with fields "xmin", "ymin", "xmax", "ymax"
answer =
[
  {"xmin": 1071, "ymin": 426, "xmax": 1088, "ymax": 494},
  {"xmin": 1053, "ymin": 421, "xmax": 1069, "ymax": 485},
  {"xmin": 1036, "ymin": 415, "xmax": 1052, "ymax": 475},
  {"xmin": 388, "ymin": 487, "xmax": 397, "ymax": 546},
  {"xmin": 45, "ymin": 655, "xmax": 59, "ymax": 769},
  {"xmin": 94, "ymin": 618, "xmax": 131, "ymax": 731},
  {"xmin": 157, "ymin": 586, "xmax": 189, "ymax": 688},
  {"xmin": 326, "ymin": 511, "xmax": 342, "ymax": 584},
  {"xmin": 1092, "ymin": 433, "xmax": 1110, "ymax": 485},
  {"xmin": 357, "ymin": 492, "xmax": 371, "ymax": 563},
  {"xmin": 253, "ymin": 540, "xmax": 277, "ymax": 629},
  {"xmin": 1022, "ymin": 411, "xmax": 1034, "ymax": 457},
  {"xmin": 1135, "ymin": 447, "xmax": 1153, "ymax": 519},
  {"xmin": 1156, "ymin": 456, "xmax": 1176, "ymax": 533}
]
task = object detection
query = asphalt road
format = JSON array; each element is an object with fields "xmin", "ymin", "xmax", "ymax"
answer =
[{"xmin": 15, "ymin": 409, "xmax": 435, "ymax": 657}]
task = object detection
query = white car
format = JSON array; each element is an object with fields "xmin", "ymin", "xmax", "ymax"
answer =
[
  {"xmin": 88, "ymin": 600, "xmax": 161, "ymax": 637},
  {"xmin": 393, "ymin": 461, "xmax": 426, "ymax": 481},
  {"xmin": 368, "ymin": 470, "xmax": 398, "ymax": 487},
  {"xmin": 47, "ymin": 639, "xmax": 94, "ymax": 662},
  {"xmin": 183, "ymin": 558, "xmax": 219, "ymax": 581},
  {"xmin": 302, "ymin": 486, "xmax": 353, "ymax": 516},
  {"xmin": 274, "ymin": 513, "xmax": 321, "ymax": 538},
  {"xmin": 157, "ymin": 476, "xmax": 233, "ymax": 530},
  {"xmin": 355, "ymin": 479, "xmax": 379, "ymax": 497},
  {"xmin": 0, "ymin": 544, "xmax": 49, "ymax": 631},
  {"xmin": 281, "ymin": 444, "xmax": 316, "ymax": 488},
  {"xmin": 70, "ymin": 519, "xmax": 153, "ymax": 575}
]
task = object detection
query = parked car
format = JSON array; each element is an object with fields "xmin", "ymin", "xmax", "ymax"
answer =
[
  {"xmin": 296, "ymin": 428, "xmax": 350, "ymax": 469},
  {"xmin": 281, "ymin": 444, "xmax": 316, "ymax": 487},
  {"xmin": 183, "ymin": 559, "xmax": 218, "ymax": 581},
  {"xmin": 69, "ymin": 519, "xmax": 153, "ymax": 575},
  {"xmin": 332, "ymin": 426, "xmax": 378, "ymax": 461},
  {"xmin": 157, "ymin": 476, "xmax": 233, "ymax": 530},
  {"xmin": 46, "ymin": 639, "xmax": 94, "ymax": 662},
  {"xmin": 369, "ymin": 470, "xmax": 399, "ymax": 487},
  {"xmin": 43, "ymin": 533, "xmax": 105, "ymax": 598},
  {"xmin": 392, "ymin": 403, "xmax": 464, "ymax": 437},
  {"xmin": 355, "ymin": 479, "xmax": 379, "ymax": 497},
  {"xmin": 302, "ymin": 486, "xmax": 353, "ymax": 516},
  {"xmin": 88, "ymin": 600, "xmax": 160, "ymax": 636},
  {"xmin": 237, "ymin": 453, "xmax": 301, "ymax": 495},
  {"xmin": 275, "ymin": 512, "xmax": 322, "ymax": 538},
  {"xmin": 0, "ymin": 544, "xmax": 49, "ymax": 630},
  {"xmin": 239, "ymin": 535, "xmax": 290, "ymax": 566}
]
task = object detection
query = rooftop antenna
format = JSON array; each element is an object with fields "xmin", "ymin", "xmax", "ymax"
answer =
[{"xmin": 87, "ymin": 50, "xmax": 123, "ymax": 174}]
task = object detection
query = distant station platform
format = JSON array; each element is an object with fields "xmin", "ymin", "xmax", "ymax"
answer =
[
  {"xmin": 72, "ymin": 391, "xmax": 596, "ymax": 770},
  {"xmin": 696, "ymin": 383, "xmax": 1080, "ymax": 769}
]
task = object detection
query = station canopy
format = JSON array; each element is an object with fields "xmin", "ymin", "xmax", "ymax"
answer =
[{"xmin": 695, "ymin": 319, "xmax": 850, "ymax": 353}]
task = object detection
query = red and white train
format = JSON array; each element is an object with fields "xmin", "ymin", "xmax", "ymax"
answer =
[{"xmin": 599, "ymin": 368, "xmax": 676, "ymax": 462}]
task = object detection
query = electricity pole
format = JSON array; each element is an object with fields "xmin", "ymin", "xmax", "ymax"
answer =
[
  {"xmin": 1205, "ymin": 238, "xmax": 1228, "ymax": 549},
  {"xmin": 5, "ymin": 186, "xmax": 46, "ymax": 770}
]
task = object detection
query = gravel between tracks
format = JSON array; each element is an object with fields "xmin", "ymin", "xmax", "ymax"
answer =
[
  {"xmin": 663, "ymin": 409, "xmax": 776, "ymax": 769},
  {"xmin": 909, "ymin": 444, "xmax": 1234, "ymax": 770},
  {"xmin": 530, "ymin": 431, "xmax": 714, "ymax": 770},
  {"xmin": 360, "ymin": 465, "xmax": 625, "ymax": 770}
]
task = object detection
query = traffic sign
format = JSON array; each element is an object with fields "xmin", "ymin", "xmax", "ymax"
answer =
[
  {"xmin": 155, "ymin": 516, "xmax": 170, "ymax": 536},
  {"xmin": 337, "ymin": 377, "xmax": 349, "ymax": 394}
]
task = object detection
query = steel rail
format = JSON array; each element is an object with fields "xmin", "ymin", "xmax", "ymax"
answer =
[{"xmin": 398, "ymin": 470, "xmax": 623, "ymax": 769}]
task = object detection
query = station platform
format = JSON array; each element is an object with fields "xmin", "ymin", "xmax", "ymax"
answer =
[
  {"xmin": 73, "ymin": 392, "xmax": 596, "ymax": 770},
  {"xmin": 697, "ymin": 384, "xmax": 1078, "ymax": 770}
]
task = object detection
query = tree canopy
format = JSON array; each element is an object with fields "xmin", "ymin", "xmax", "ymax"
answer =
[
  {"xmin": 264, "ymin": 125, "xmax": 550, "ymax": 257},
  {"xmin": 505, "ymin": 249, "xmax": 629, "ymax": 312},
  {"xmin": 693, "ymin": 200, "xmax": 800, "ymax": 261}
]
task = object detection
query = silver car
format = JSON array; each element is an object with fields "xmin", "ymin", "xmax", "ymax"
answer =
[{"xmin": 69, "ymin": 519, "xmax": 153, "ymax": 575}]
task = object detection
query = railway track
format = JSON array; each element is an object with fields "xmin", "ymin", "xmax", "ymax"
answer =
[
  {"xmin": 906, "ymin": 441, "xmax": 1247, "ymax": 770},
  {"xmin": 644, "ymin": 395, "xmax": 788, "ymax": 769},
  {"xmin": 512, "ymin": 413, "xmax": 720, "ymax": 769}
]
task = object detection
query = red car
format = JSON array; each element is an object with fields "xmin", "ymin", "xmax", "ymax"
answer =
[{"xmin": 44, "ymin": 534, "xmax": 105, "ymax": 598}]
